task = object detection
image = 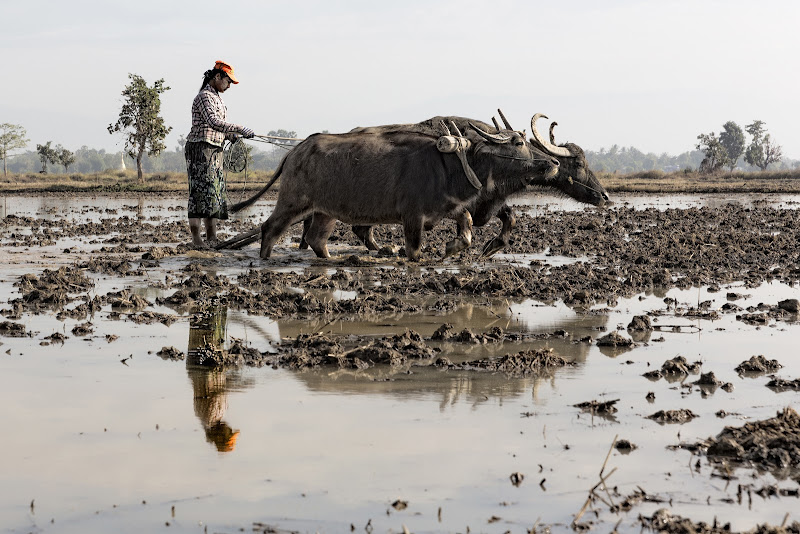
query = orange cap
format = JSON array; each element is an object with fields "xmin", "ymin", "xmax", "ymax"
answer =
[{"xmin": 214, "ymin": 60, "xmax": 239, "ymax": 84}]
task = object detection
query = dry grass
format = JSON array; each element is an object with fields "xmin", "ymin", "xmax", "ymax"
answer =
[
  {"xmin": 600, "ymin": 169, "xmax": 800, "ymax": 194},
  {"xmin": 0, "ymin": 169, "xmax": 276, "ymax": 193},
  {"xmin": 3, "ymin": 168, "xmax": 800, "ymax": 194}
]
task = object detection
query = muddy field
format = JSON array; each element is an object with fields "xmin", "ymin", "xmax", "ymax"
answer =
[{"xmin": 2, "ymin": 192, "xmax": 800, "ymax": 533}]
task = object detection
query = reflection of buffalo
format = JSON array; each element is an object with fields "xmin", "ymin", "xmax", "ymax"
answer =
[
  {"xmin": 229, "ymin": 116, "xmax": 560, "ymax": 260},
  {"xmin": 304, "ymin": 113, "xmax": 609, "ymax": 258},
  {"xmin": 268, "ymin": 299, "xmax": 609, "ymax": 410}
]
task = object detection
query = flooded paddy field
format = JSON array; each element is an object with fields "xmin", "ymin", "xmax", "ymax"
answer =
[{"xmin": 2, "ymin": 192, "xmax": 800, "ymax": 534}]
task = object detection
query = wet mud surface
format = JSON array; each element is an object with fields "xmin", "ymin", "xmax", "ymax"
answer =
[{"xmin": 3, "ymin": 193, "xmax": 800, "ymax": 533}]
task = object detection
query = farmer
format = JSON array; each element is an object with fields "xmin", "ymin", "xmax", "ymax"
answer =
[{"xmin": 185, "ymin": 60, "xmax": 255, "ymax": 248}]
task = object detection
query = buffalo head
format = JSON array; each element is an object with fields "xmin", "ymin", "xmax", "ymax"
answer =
[
  {"xmin": 467, "ymin": 119, "xmax": 560, "ymax": 184},
  {"xmin": 529, "ymin": 113, "xmax": 609, "ymax": 207}
]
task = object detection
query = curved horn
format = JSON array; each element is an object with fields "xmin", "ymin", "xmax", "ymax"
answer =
[
  {"xmin": 531, "ymin": 114, "xmax": 572, "ymax": 158},
  {"xmin": 469, "ymin": 122, "xmax": 512, "ymax": 144},
  {"xmin": 497, "ymin": 108, "xmax": 514, "ymax": 131},
  {"xmin": 449, "ymin": 120, "xmax": 464, "ymax": 138},
  {"xmin": 549, "ymin": 122, "xmax": 558, "ymax": 145}
]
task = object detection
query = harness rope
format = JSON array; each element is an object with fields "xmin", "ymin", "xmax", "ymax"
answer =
[{"xmin": 222, "ymin": 134, "xmax": 305, "ymax": 202}]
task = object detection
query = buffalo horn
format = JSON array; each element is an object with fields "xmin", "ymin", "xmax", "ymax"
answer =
[
  {"xmin": 491, "ymin": 117, "xmax": 501, "ymax": 131},
  {"xmin": 449, "ymin": 120, "xmax": 464, "ymax": 139},
  {"xmin": 469, "ymin": 122, "xmax": 512, "ymax": 144},
  {"xmin": 549, "ymin": 122, "xmax": 558, "ymax": 145},
  {"xmin": 497, "ymin": 108, "xmax": 514, "ymax": 131},
  {"xmin": 439, "ymin": 119, "xmax": 451, "ymax": 136},
  {"xmin": 531, "ymin": 114, "xmax": 572, "ymax": 157}
]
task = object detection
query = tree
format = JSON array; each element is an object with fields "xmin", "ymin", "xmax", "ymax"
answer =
[
  {"xmin": 107, "ymin": 73, "xmax": 172, "ymax": 183},
  {"xmin": 55, "ymin": 144, "xmax": 76, "ymax": 172},
  {"xmin": 696, "ymin": 132, "xmax": 727, "ymax": 173},
  {"xmin": 719, "ymin": 121, "xmax": 745, "ymax": 171},
  {"xmin": 745, "ymin": 120, "xmax": 783, "ymax": 171},
  {"xmin": 0, "ymin": 123, "xmax": 29, "ymax": 176},
  {"xmin": 36, "ymin": 141, "xmax": 59, "ymax": 173}
]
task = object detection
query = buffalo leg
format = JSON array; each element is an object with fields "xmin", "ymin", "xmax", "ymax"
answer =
[
  {"xmin": 352, "ymin": 225, "xmax": 379, "ymax": 251},
  {"xmin": 444, "ymin": 210, "xmax": 474, "ymax": 259},
  {"xmin": 304, "ymin": 213, "xmax": 337, "ymax": 258},
  {"xmin": 299, "ymin": 216, "xmax": 311, "ymax": 250},
  {"xmin": 402, "ymin": 219, "xmax": 424, "ymax": 261},
  {"xmin": 480, "ymin": 204, "xmax": 515, "ymax": 258},
  {"xmin": 260, "ymin": 205, "xmax": 309, "ymax": 259}
]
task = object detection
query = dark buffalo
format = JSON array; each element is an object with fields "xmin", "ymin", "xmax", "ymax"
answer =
[
  {"xmin": 320, "ymin": 112, "xmax": 609, "ymax": 257},
  {"xmin": 228, "ymin": 120, "xmax": 560, "ymax": 260}
]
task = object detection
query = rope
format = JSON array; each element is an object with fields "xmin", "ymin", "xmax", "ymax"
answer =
[
  {"xmin": 222, "ymin": 134, "xmax": 304, "ymax": 201},
  {"xmin": 223, "ymin": 137, "xmax": 250, "ymax": 202}
]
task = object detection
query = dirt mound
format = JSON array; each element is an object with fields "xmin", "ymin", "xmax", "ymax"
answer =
[
  {"xmin": 692, "ymin": 372, "xmax": 734, "ymax": 393},
  {"xmin": 647, "ymin": 409, "xmax": 698, "ymax": 424},
  {"xmin": 574, "ymin": 399, "xmax": 619, "ymax": 419},
  {"xmin": 0, "ymin": 321, "xmax": 27, "ymax": 337},
  {"xmin": 694, "ymin": 407, "xmax": 800, "ymax": 477},
  {"xmin": 766, "ymin": 377, "xmax": 800, "ymax": 392},
  {"xmin": 431, "ymin": 323, "xmax": 505, "ymax": 343},
  {"xmin": 12, "ymin": 266, "xmax": 94, "ymax": 312},
  {"xmin": 440, "ymin": 348, "xmax": 572, "ymax": 376},
  {"xmin": 736, "ymin": 355, "xmax": 783, "ymax": 376},
  {"xmin": 639, "ymin": 508, "xmax": 800, "ymax": 533},
  {"xmin": 644, "ymin": 356, "xmax": 702, "ymax": 381}
]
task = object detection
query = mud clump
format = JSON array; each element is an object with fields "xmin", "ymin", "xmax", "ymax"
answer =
[
  {"xmin": 639, "ymin": 508, "xmax": 800, "ymax": 533},
  {"xmin": 345, "ymin": 331, "xmax": 437, "ymax": 366},
  {"xmin": 693, "ymin": 371, "xmax": 734, "ymax": 393},
  {"xmin": 71, "ymin": 322, "xmax": 94, "ymax": 337},
  {"xmin": 695, "ymin": 407, "xmax": 800, "ymax": 477},
  {"xmin": 12, "ymin": 266, "xmax": 95, "ymax": 313},
  {"xmin": 189, "ymin": 341, "xmax": 271, "ymax": 368},
  {"xmin": 647, "ymin": 409, "xmax": 698, "ymax": 424},
  {"xmin": 766, "ymin": 377, "xmax": 800, "ymax": 392},
  {"xmin": 442, "ymin": 348, "xmax": 572, "ymax": 376},
  {"xmin": 157, "ymin": 346, "xmax": 185, "ymax": 361},
  {"xmin": 0, "ymin": 321, "xmax": 27, "ymax": 338},
  {"xmin": 627, "ymin": 315, "xmax": 652, "ymax": 331},
  {"xmin": 431, "ymin": 323, "xmax": 505, "ymax": 343},
  {"xmin": 615, "ymin": 439, "xmax": 637, "ymax": 452},
  {"xmin": 574, "ymin": 398, "xmax": 619, "ymax": 416},
  {"xmin": 275, "ymin": 331, "xmax": 436, "ymax": 370},
  {"xmin": 736, "ymin": 355, "xmax": 783, "ymax": 376},
  {"xmin": 596, "ymin": 331, "xmax": 633, "ymax": 347},
  {"xmin": 644, "ymin": 356, "xmax": 702, "ymax": 381}
]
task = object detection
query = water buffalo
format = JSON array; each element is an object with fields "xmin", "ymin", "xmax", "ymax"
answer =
[
  {"xmin": 228, "ymin": 120, "xmax": 560, "ymax": 261},
  {"xmin": 319, "ymin": 112, "xmax": 609, "ymax": 258}
]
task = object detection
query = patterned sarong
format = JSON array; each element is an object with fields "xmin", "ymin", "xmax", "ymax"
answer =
[{"xmin": 185, "ymin": 141, "xmax": 228, "ymax": 219}]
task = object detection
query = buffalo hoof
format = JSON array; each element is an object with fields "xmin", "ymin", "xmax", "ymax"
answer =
[
  {"xmin": 479, "ymin": 238, "xmax": 506, "ymax": 259},
  {"xmin": 444, "ymin": 239, "xmax": 470, "ymax": 259}
]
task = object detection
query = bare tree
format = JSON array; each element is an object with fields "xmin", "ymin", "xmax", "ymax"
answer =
[{"xmin": 0, "ymin": 123, "xmax": 29, "ymax": 176}]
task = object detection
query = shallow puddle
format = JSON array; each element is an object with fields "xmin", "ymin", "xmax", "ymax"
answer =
[{"xmin": 2, "ymin": 193, "xmax": 800, "ymax": 533}]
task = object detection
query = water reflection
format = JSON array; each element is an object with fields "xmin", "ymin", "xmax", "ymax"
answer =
[{"xmin": 186, "ymin": 304, "xmax": 244, "ymax": 453}]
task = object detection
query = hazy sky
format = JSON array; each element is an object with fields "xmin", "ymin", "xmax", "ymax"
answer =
[{"xmin": 3, "ymin": 0, "xmax": 798, "ymax": 158}]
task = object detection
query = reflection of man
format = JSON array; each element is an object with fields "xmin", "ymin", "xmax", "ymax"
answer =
[{"xmin": 187, "ymin": 304, "xmax": 240, "ymax": 453}]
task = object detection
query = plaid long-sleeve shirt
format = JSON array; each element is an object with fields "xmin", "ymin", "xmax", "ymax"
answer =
[{"xmin": 187, "ymin": 84, "xmax": 246, "ymax": 147}]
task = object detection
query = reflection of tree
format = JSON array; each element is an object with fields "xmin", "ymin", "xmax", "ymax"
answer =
[{"xmin": 186, "ymin": 304, "xmax": 242, "ymax": 453}]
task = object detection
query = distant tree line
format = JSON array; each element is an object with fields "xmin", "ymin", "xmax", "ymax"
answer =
[
  {"xmin": 584, "ymin": 146, "xmax": 705, "ymax": 174},
  {"xmin": 4, "ymin": 132, "xmax": 299, "ymax": 175},
  {"xmin": 4, "ymin": 70, "xmax": 798, "ymax": 178}
]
